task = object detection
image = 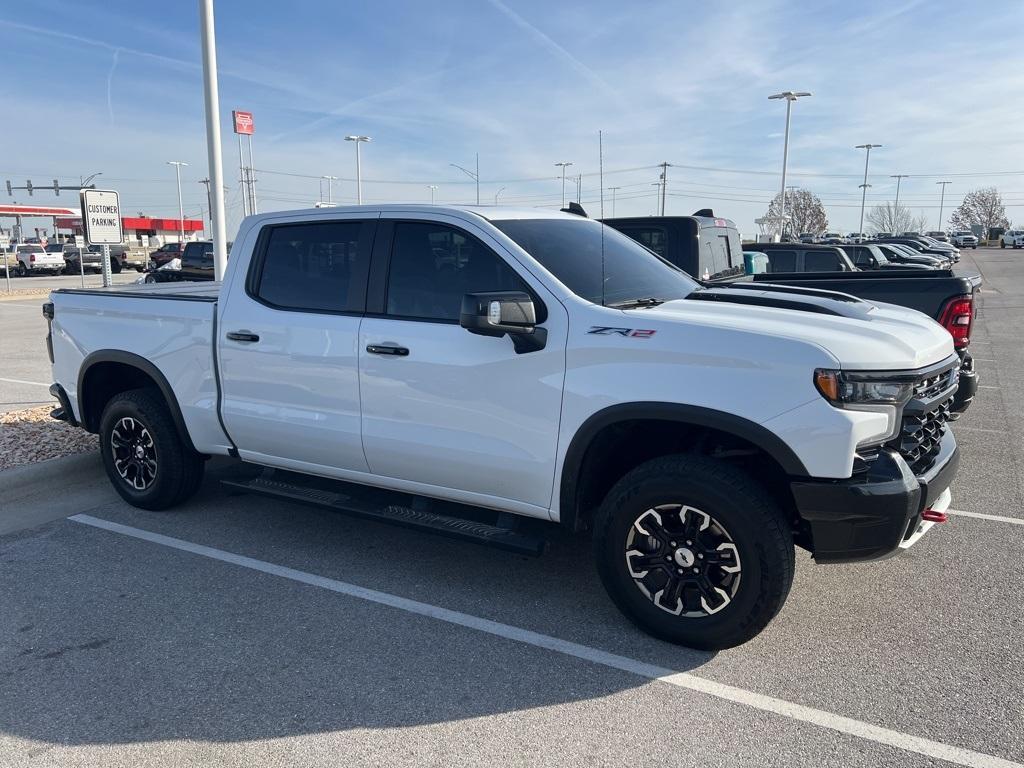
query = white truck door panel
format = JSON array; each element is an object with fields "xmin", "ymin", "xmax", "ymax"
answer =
[
  {"xmin": 218, "ymin": 217, "xmax": 374, "ymax": 472},
  {"xmin": 359, "ymin": 216, "xmax": 567, "ymax": 512}
]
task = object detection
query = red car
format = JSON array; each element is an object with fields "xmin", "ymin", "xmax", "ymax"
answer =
[{"xmin": 149, "ymin": 242, "xmax": 186, "ymax": 267}]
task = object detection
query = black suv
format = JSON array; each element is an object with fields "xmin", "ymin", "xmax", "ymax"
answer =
[
  {"xmin": 145, "ymin": 240, "xmax": 230, "ymax": 283},
  {"xmin": 741, "ymin": 242, "xmax": 857, "ymax": 273}
]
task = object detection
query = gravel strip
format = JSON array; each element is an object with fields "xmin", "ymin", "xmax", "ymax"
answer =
[{"xmin": 0, "ymin": 406, "xmax": 98, "ymax": 471}]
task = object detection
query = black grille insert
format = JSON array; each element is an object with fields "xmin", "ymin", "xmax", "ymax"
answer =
[{"xmin": 896, "ymin": 399, "xmax": 952, "ymax": 475}]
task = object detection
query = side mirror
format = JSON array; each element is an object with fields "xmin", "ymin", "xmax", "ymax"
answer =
[{"xmin": 460, "ymin": 291, "xmax": 547, "ymax": 354}]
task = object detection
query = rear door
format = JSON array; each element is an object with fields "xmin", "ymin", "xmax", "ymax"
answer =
[
  {"xmin": 218, "ymin": 215, "xmax": 375, "ymax": 473},
  {"xmin": 357, "ymin": 214, "xmax": 567, "ymax": 513}
]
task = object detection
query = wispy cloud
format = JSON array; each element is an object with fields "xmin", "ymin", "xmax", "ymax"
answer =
[{"xmin": 106, "ymin": 48, "xmax": 120, "ymax": 124}]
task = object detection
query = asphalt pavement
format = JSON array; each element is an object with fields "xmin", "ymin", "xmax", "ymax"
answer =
[{"xmin": 1, "ymin": 248, "xmax": 1022, "ymax": 767}]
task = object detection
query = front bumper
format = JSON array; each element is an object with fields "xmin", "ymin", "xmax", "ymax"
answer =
[
  {"xmin": 950, "ymin": 351, "xmax": 978, "ymax": 415},
  {"xmin": 790, "ymin": 430, "xmax": 958, "ymax": 563}
]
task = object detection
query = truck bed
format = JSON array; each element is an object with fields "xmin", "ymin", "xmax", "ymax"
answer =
[
  {"xmin": 52, "ymin": 280, "xmax": 221, "ymax": 302},
  {"xmin": 48, "ymin": 281, "xmax": 230, "ymax": 455}
]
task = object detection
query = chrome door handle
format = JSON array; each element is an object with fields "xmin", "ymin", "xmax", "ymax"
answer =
[{"xmin": 226, "ymin": 330, "xmax": 260, "ymax": 343}]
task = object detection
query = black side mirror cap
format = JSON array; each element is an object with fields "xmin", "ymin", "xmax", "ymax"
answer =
[{"xmin": 459, "ymin": 291, "xmax": 547, "ymax": 354}]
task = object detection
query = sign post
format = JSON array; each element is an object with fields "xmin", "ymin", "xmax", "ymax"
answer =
[
  {"xmin": 1, "ymin": 234, "xmax": 10, "ymax": 294},
  {"xmin": 232, "ymin": 110, "xmax": 255, "ymax": 215},
  {"xmin": 80, "ymin": 189, "xmax": 123, "ymax": 288}
]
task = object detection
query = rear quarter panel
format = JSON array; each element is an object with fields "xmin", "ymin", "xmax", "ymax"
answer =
[{"xmin": 50, "ymin": 291, "xmax": 231, "ymax": 454}]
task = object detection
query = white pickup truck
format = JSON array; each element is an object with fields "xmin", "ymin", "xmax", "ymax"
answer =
[{"xmin": 44, "ymin": 205, "xmax": 961, "ymax": 649}]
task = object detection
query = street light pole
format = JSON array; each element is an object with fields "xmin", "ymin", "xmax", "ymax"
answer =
[
  {"xmin": 322, "ymin": 175, "xmax": 338, "ymax": 204},
  {"xmin": 167, "ymin": 161, "xmax": 189, "ymax": 244},
  {"xmin": 936, "ymin": 181, "xmax": 952, "ymax": 231},
  {"xmin": 345, "ymin": 135, "xmax": 371, "ymax": 204},
  {"xmin": 608, "ymin": 186, "xmax": 620, "ymax": 217},
  {"xmin": 428, "ymin": 185, "xmax": 438, "ymax": 204},
  {"xmin": 554, "ymin": 162, "xmax": 573, "ymax": 208},
  {"xmin": 855, "ymin": 143, "xmax": 882, "ymax": 236},
  {"xmin": 768, "ymin": 91, "xmax": 811, "ymax": 239},
  {"xmin": 449, "ymin": 161, "xmax": 480, "ymax": 204},
  {"xmin": 494, "ymin": 186, "xmax": 506, "ymax": 205}
]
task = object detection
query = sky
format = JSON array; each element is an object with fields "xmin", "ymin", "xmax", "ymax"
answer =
[{"xmin": 2, "ymin": 0, "xmax": 1023, "ymax": 237}]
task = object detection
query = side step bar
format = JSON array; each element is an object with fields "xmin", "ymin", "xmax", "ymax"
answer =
[{"xmin": 221, "ymin": 471, "xmax": 547, "ymax": 557}]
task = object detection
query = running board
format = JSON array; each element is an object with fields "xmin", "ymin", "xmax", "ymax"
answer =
[{"xmin": 220, "ymin": 472, "xmax": 547, "ymax": 557}]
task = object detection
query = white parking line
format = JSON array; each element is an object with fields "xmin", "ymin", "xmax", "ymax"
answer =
[
  {"xmin": 948, "ymin": 509, "xmax": 1024, "ymax": 526},
  {"xmin": 978, "ymin": 385, "xmax": 1000, "ymax": 390},
  {"xmin": 68, "ymin": 513, "xmax": 1023, "ymax": 768},
  {"xmin": 0, "ymin": 376, "xmax": 49, "ymax": 388}
]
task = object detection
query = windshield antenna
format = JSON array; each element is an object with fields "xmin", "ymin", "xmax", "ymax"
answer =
[{"xmin": 599, "ymin": 129, "xmax": 606, "ymax": 306}]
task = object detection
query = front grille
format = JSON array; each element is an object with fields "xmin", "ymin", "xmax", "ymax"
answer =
[
  {"xmin": 914, "ymin": 368, "xmax": 957, "ymax": 400},
  {"xmin": 896, "ymin": 398, "xmax": 952, "ymax": 475}
]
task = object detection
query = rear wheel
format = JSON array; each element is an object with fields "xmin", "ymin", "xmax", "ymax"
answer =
[
  {"xmin": 110, "ymin": 258, "xmax": 123, "ymax": 274},
  {"xmin": 593, "ymin": 454, "xmax": 794, "ymax": 650},
  {"xmin": 17, "ymin": 261, "xmax": 28, "ymax": 277},
  {"xmin": 1001, "ymin": 240, "xmax": 1006, "ymax": 248},
  {"xmin": 99, "ymin": 388, "xmax": 204, "ymax": 510}
]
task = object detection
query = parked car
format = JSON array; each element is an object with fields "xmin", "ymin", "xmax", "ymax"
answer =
[
  {"xmin": 901, "ymin": 231, "xmax": 921, "ymax": 237},
  {"xmin": 877, "ymin": 237, "xmax": 956, "ymax": 265},
  {"xmin": 1000, "ymin": 230, "xmax": 1024, "ymax": 249},
  {"xmin": 141, "ymin": 240, "xmax": 231, "ymax": 283},
  {"xmin": 599, "ymin": 213, "xmax": 743, "ymax": 281},
  {"xmin": 925, "ymin": 231, "xmax": 950, "ymax": 243},
  {"xmin": 150, "ymin": 242, "xmax": 187, "ymax": 267},
  {"xmin": 740, "ymin": 242, "xmax": 857, "ymax": 273},
  {"xmin": 11, "ymin": 243, "xmax": 64, "ymax": 275},
  {"xmin": 875, "ymin": 243, "xmax": 950, "ymax": 269},
  {"xmin": 797, "ymin": 232, "xmax": 816, "ymax": 243},
  {"xmin": 62, "ymin": 244, "xmax": 103, "ymax": 274},
  {"xmin": 950, "ymin": 230, "xmax": 978, "ymax": 249},
  {"xmin": 873, "ymin": 232, "xmax": 894, "ymax": 240},
  {"xmin": 842, "ymin": 244, "xmax": 931, "ymax": 271},
  {"xmin": 47, "ymin": 204, "xmax": 963, "ymax": 651},
  {"xmin": 820, "ymin": 232, "xmax": 845, "ymax": 244},
  {"xmin": 917, "ymin": 235, "xmax": 961, "ymax": 261},
  {"xmin": 846, "ymin": 232, "xmax": 867, "ymax": 244}
]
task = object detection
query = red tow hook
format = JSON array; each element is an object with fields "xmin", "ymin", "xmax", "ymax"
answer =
[{"xmin": 921, "ymin": 508, "xmax": 949, "ymax": 524}]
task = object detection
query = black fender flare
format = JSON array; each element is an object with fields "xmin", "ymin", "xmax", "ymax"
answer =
[
  {"xmin": 77, "ymin": 350, "xmax": 197, "ymax": 453},
  {"xmin": 558, "ymin": 402, "xmax": 809, "ymax": 531}
]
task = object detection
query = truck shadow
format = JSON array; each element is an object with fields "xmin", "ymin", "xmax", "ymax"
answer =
[{"xmin": 0, "ymin": 464, "xmax": 717, "ymax": 749}]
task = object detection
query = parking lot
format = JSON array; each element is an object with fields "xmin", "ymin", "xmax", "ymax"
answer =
[{"xmin": 1, "ymin": 247, "xmax": 1022, "ymax": 767}]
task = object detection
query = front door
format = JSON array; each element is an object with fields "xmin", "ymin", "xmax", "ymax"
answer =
[
  {"xmin": 218, "ymin": 215, "xmax": 375, "ymax": 473},
  {"xmin": 358, "ymin": 216, "xmax": 567, "ymax": 514}
]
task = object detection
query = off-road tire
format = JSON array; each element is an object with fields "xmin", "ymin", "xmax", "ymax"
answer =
[
  {"xmin": 593, "ymin": 454, "xmax": 794, "ymax": 651},
  {"xmin": 99, "ymin": 388, "xmax": 204, "ymax": 510}
]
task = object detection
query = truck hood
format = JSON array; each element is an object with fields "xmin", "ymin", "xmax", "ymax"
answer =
[{"xmin": 630, "ymin": 288, "xmax": 953, "ymax": 370}]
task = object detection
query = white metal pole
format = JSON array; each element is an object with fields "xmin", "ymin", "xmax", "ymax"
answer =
[
  {"xmin": 937, "ymin": 181, "xmax": 951, "ymax": 230},
  {"xmin": 779, "ymin": 98, "xmax": 792, "ymax": 238},
  {"xmin": 237, "ymin": 135, "xmax": 248, "ymax": 217},
  {"xmin": 355, "ymin": 142, "xmax": 363, "ymax": 205},
  {"xmin": 101, "ymin": 243, "xmax": 112, "ymax": 288},
  {"xmin": 246, "ymin": 134, "xmax": 257, "ymax": 214},
  {"xmin": 475, "ymin": 153, "xmax": 480, "ymax": 206},
  {"xmin": 79, "ymin": 238, "xmax": 85, "ymax": 288},
  {"xmin": 174, "ymin": 163, "xmax": 185, "ymax": 244},
  {"xmin": 859, "ymin": 147, "xmax": 871, "ymax": 236},
  {"xmin": 199, "ymin": 0, "xmax": 229, "ymax": 280}
]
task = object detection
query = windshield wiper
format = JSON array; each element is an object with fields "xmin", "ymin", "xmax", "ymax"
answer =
[{"xmin": 608, "ymin": 297, "xmax": 665, "ymax": 309}]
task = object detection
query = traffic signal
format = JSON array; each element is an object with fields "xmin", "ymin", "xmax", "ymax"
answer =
[
  {"xmin": 5, "ymin": 180, "xmax": 11, "ymax": 196},
  {"xmin": 25, "ymin": 180, "xmax": 33, "ymax": 196},
  {"xmin": 53, "ymin": 179, "xmax": 60, "ymax": 195}
]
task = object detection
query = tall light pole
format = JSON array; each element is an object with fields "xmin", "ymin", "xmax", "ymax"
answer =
[
  {"xmin": 167, "ymin": 161, "xmax": 189, "ymax": 243},
  {"xmin": 768, "ymin": 91, "xmax": 811, "ymax": 240},
  {"xmin": 199, "ymin": 0, "xmax": 227, "ymax": 279},
  {"xmin": 198, "ymin": 178, "xmax": 212, "ymax": 232},
  {"xmin": 890, "ymin": 174, "xmax": 909, "ymax": 211},
  {"xmin": 428, "ymin": 185, "xmax": 438, "ymax": 204},
  {"xmin": 494, "ymin": 186, "xmax": 506, "ymax": 205},
  {"xmin": 322, "ymin": 175, "xmax": 338, "ymax": 204},
  {"xmin": 936, "ymin": 181, "xmax": 952, "ymax": 231},
  {"xmin": 855, "ymin": 144, "xmax": 882, "ymax": 236},
  {"xmin": 554, "ymin": 162, "xmax": 573, "ymax": 208},
  {"xmin": 608, "ymin": 186, "xmax": 620, "ymax": 217},
  {"xmin": 651, "ymin": 182, "xmax": 662, "ymax": 214},
  {"xmin": 345, "ymin": 135, "xmax": 371, "ymax": 204},
  {"xmin": 450, "ymin": 160, "xmax": 480, "ymax": 205}
]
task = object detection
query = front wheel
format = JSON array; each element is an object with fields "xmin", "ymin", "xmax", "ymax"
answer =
[
  {"xmin": 110, "ymin": 258, "xmax": 123, "ymax": 274},
  {"xmin": 1001, "ymin": 241, "xmax": 1006, "ymax": 248},
  {"xmin": 99, "ymin": 388, "xmax": 205, "ymax": 510},
  {"xmin": 593, "ymin": 455, "xmax": 794, "ymax": 650}
]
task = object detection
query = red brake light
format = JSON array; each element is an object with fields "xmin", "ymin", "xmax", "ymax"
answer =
[
  {"xmin": 938, "ymin": 295, "xmax": 973, "ymax": 349},
  {"xmin": 30, "ymin": 253, "xmax": 35, "ymax": 262}
]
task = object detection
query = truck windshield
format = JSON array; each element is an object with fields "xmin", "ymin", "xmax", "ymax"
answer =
[{"xmin": 492, "ymin": 218, "xmax": 699, "ymax": 306}]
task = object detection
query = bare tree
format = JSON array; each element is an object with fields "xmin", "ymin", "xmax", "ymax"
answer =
[
  {"xmin": 865, "ymin": 202, "xmax": 915, "ymax": 234},
  {"xmin": 948, "ymin": 187, "xmax": 1010, "ymax": 236},
  {"xmin": 761, "ymin": 188, "xmax": 828, "ymax": 237},
  {"xmin": 909, "ymin": 212, "xmax": 929, "ymax": 234}
]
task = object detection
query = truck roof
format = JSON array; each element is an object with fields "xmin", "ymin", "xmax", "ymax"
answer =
[{"xmin": 240, "ymin": 204, "xmax": 583, "ymax": 225}]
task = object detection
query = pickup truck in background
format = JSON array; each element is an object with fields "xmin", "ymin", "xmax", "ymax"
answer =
[
  {"xmin": 608, "ymin": 214, "xmax": 981, "ymax": 416},
  {"xmin": 46, "ymin": 205, "xmax": 962, "ymax": 650},
  {"xmin": 1000, "ymin": 230, "xmax": 1024, "ymax": 249},
  {"xmin": 950, "ymin": 231, "xmax": 978, "ymax": 249}
]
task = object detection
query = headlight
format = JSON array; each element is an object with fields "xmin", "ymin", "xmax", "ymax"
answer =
[
  {"xmin": 814, "ymin": 370, "xmax": 914, "ymax": 405},
  {"xmin": 814, "ymin": 369, "xmax": 915, "ymax": 449}
]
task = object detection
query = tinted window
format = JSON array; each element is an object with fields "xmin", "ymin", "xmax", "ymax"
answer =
[
  {"xmin": 619, "ymin": 226, "xmax": 668, "ymax": 258},
  {"xmin": 765, "ymin": 250, "xmax": 797, "ymax": 272},
  {"xmin": 849, "ymin": 247, "xmax": 872, "ymax": 266},
  {"xmin": 46, "ymin": 244, "xmax": 63, "ymax": 253},
  {"xmin": 803, "ymin": 250, "xmax": 838, "ymax": 272},
  {"xmin": 255, "ymin": 221, "xmax": 367, "ymax": 312},
  {"xmin": 493, "ymin": 218, "xmax": 699, "ymax": 306},
  {"xmin": 386, "ymin": 222, "xmax": 528, "ymax": 321}
]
